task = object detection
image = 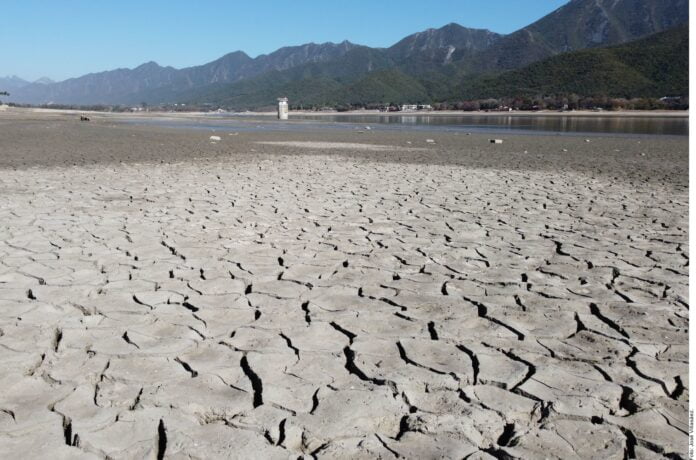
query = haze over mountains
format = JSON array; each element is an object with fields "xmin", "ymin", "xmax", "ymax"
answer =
[
  {"xmin": 5, "ymin": 0, "xmax": 688, "ymax": 108},
  {"xmin": 0, "ymin": 76, "xmax": 54, "ymax": 92}
]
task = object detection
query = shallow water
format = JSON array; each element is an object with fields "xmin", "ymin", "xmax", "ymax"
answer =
[
  {"xmin": 124, "ymin": 112, "xmax": 688, "ymax": 137},
  {"xmin": 291, "ymin": 113, "xmax": 689, "ymax": 136}
]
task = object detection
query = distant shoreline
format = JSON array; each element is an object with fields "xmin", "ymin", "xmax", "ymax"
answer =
[
  {"xmin": 5, "ymin": 106, "xmax": 688, "ymax": 119},
  {"xmin": 285, "ymin": 109, "xmax": 690, "ymax": 118}
]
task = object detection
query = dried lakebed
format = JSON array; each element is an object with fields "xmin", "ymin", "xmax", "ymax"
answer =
[{"xmin": 0, "ymin": 116, "xmax": 689, "ymax": 459}]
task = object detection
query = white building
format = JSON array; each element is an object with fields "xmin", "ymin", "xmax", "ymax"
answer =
[
  {"xmin": 278, "ymin": 97, "xmax": 289, "ymax": 120},
  {"xmin": 400, "ymin": 104, "xmax": 432, "ymax": 112}
]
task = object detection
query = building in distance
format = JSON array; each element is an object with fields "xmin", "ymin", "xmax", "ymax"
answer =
[{"xmin": 278, "ymin": 97, "xmax": 289, "ymax": 120}]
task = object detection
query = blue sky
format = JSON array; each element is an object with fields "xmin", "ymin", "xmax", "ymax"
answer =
[{"xmin": 2, "ymin": 1, "xmax": 568, "ymax": 81}]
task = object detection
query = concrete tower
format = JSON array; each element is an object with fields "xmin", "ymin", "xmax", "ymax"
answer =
[{"xmin": 277, "ymin": 97, "xmax": 289, "ymax": 120}]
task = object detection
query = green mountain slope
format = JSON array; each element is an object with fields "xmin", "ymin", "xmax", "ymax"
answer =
[
  {"xmin": 156, "ymin": 0, "xmax": 689, "ymax": 109},
  {"xmin": 453, "ymin": 25, "xmax": 688, "ymax": 99},
  {"xmin": 333, "ymin": 70, "xmax": 430, "ymax": 105},
  {"xmin": 135, "ymin": 46, "xmax": 394, "ymax": 106},
  {"xmin": 185, "ymin": 68, "xmax": 427, "ymax": 109},
  {"xmin": 150, "ymin": 0, "xmax": 687, "ymax": 107},
  {"xmin": 461, "ymin": 0, "xmax": 688, "ymax": 72},
  {"xmin": 189, "ymin": 25, "xmax": 687, "ymax": 110}
]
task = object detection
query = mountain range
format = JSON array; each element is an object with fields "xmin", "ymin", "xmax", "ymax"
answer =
[
  {"xmin": 0, "ymin": 75, "xmax": 54, "ymax": 92},
  {"xmin": 4, "ymin": 0, "xmax": 689, "ymax": 108},
  {"xmin": 456, "ymin": 24, "xmax": 688, "ymax": 100}
]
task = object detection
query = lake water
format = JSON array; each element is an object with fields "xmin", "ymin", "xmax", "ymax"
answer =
[
  {"xmin": 125, "ymin": 112, "xmax": 688, "ymax": 137},
  {"xmin": 291, "ymin": 113, "xmax": 688, "ymax": 136}
]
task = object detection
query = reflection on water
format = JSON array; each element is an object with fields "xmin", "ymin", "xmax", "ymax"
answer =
[
  {"xmin": 293, "ymin": 114, "xmax": 688, "ymax": 136},
  {"xmin": 126, "ymin": 112, "xmax": 688, "ymax": 137}
]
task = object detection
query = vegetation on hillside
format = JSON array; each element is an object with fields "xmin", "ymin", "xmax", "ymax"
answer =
[
  {"xmin": 454, "ymin": 25, "xmax": 688, "ymax": 100},
  {"xmin": 179, "ymin": 25, "xmax": 687, "ymax": 111},
  {"xmin": 8, "ymin": 22, "xmax": 687, "ymax": 112}
]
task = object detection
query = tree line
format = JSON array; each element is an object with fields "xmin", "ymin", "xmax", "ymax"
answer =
[{"xmin": 290, "ymin": 94, "xmax": 688, "ymax": 112}]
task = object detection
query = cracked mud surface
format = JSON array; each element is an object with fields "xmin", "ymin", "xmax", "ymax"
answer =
[{"xmin": 0, "ymin": 112, "xmax": 689, "ymax": 458}]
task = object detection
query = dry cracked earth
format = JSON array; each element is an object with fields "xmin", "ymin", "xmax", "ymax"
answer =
[{"xmin": 0, "ymin": 113, "xmax": 689, "ymax": 459}]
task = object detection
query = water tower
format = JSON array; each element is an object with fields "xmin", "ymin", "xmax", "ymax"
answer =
[{"xmin": 277, "ymin": 97, "xmax": 289, "ymax": 120}]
